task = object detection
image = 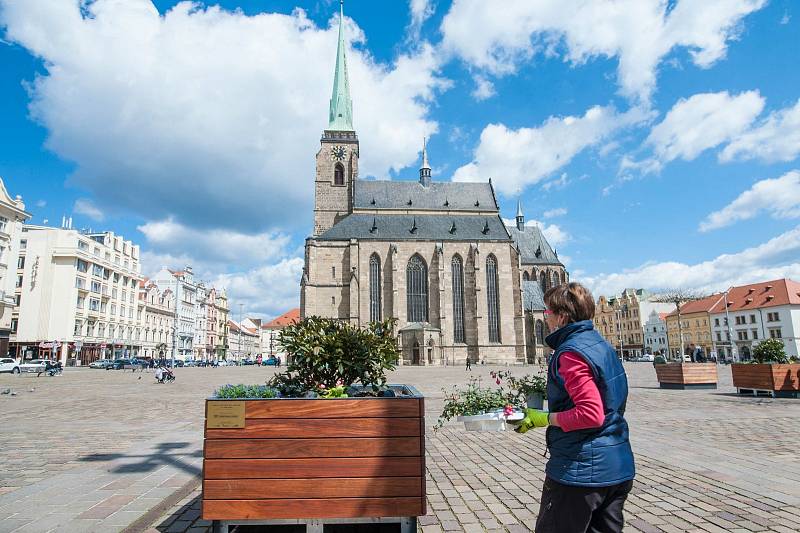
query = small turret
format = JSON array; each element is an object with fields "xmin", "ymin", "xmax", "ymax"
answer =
[
  {"xmin": 515, "ymin": 199, "xmax": 524, "ymax": 231},
  {"xmin": 419, "ymin": 138, "xmax": 431, "ymax": 187}
]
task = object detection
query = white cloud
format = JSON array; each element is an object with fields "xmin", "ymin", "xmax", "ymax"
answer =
[
  {"xmin": 582, "ymin": 226, "xmax": 800, "ymax": 296},
  {"xmin": 452, "ymin": 105, "xmax": 647, "ymax": 195},
  {"xmin": 1, "ymin": 0, "xmax": 447, "ymax": 233},
  {"xmin": 471, "ymin": 75, "xmax": 495, "ymax": 101},
  {"xmin": 440, "ymin": 0, "xmax": 766, "ymax": 103},
  {"xmin": 542, "ymin": 172, "xmax": 570, "ymax": 191},
  {"xmin": 780, "ymin": 12, "xmax": 790, "ymax": 25},
  {"xmin": 211, "ymin": 258, "xmax": 304, "ymax": 320},
  {"xmin": 35, "ymin": 199, "xmax": 47, "ymax": 207},
  {"xmin": 699, "ymin": 171, "xmax": 800, "ymax": 232},
  {"xmin": 640, "ymin": 90, "xmax": 764, "ymax": 172},
  {"xmin": 543, "ymin": 207, "xmax": 567, "ymax": 218},
  {"xmin": 719, "ymin": 99, "xmax": 800, "ymax": 163},
  {"xmin": 408, "ymin": 0, "xmax": 436, "ymax": 40},
  {"xmin": 73, "ymin": 198, "xmax": 104, "ymax": 221}
]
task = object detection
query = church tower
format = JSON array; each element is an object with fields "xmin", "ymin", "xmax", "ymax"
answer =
[{"xmin": 313, "ymin": 1, "xmax": 359, "ymax": 236}]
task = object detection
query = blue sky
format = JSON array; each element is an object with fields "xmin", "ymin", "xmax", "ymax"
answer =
[{"xmin": 1, "ymin": 0, "xmax": 799, "ymax": 318}]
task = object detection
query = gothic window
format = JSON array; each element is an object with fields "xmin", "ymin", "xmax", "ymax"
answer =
[
  {"xmin": 406, "ymin": 254, "xmax": 428, "ymax": 322},
  {"xmin": 539, "ymin": 270, "xmax": 547, "ymax": 293},
  {"xmin": 551, "ymin": 270, "xmax": 560, "ymax": 288},
  {"xmin": 334, "ymin": 163, "xmax": 344, "ymax": 186},
  {"xmin": 486, "ymin": 255, "xmax": 501, "ymax": 342},
  {"xmin": 451, "ymin": 255, "xmax": 466, "ymax": 343},
  {"xmin": 523, "ymin": 271, "xmax": 530, "ymax": 281},
  {"xmin": 369, "ymin": 254, "xmax": 381, "ymax": 322},
  {"xmin": 560, "ymin": 270, "xmax": 566, "ymax": 284},
  {"xmin": 536, "ymin": 320, "xmax": 544, "ymax": 345}
]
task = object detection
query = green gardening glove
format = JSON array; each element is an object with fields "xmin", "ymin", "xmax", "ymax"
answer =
[{"xmin": 513, "ymin": 409, "xmax": 550, "ymax": 434}]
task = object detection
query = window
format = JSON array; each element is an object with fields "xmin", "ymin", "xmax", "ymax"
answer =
[
  {"xmin": 77, "ymin": 295, "xmax": 85, "ymax": 309},
  {"xmin": 523, "ymin": 271, "xmax": 530, "ymax": 281},
  {"xmin": 114, "ymin": 273, "xmax": 120, "ymax": 283},
  {"xmin": 406, "ymin": 254, "xmax": 428, "ymax": 322},
  {"xmin": 14, "ymin": 294, "xmax": 20, "ymax": 306},
  {"xmin": 767, "ymin": 312, "xmax": 779, "ymax": 322},
  {"xmin": 111, "ymin": 304, "xmax": 116, "ymax": 315},
  {"xmin": 716, "ymin": 332, "xmax": 722, "ymax": 342},
  {"xmin": 0, "ymin": 216, "xmax": 7, "ymax": 233},
  {"xmin": 100, "ymin": 301, "xmax": 107, "ymax": 312},
  {"xmin": 539, "ymin": 271, "xmax": 546, "ymax": 293},
  {"xmin": 714, "ymin": 318, "xmax": 720, "ymax": 327},
  {"xmin": 78, "ymin": 240, "xmax": 89, "ymax": 251},
  {"xmin": 98, "ymin": 323, "xmax": 105, "ymax": 337},
  {"xmin": 17, "ymin": 256, "xmax": 25, "ymax": 269},
  {"xmin": 750, "ymin": 314, "xmax": 756, "ymax": 324},
  {"xmin": 92, "ymin": 264, "xmax": 103, "ymax": 277},
  {"xmin": 75, "ymin": 277, "xmax": 85, "ymax": 289},
  {"xmin": 752, "ymin": 329, "xmax": 759, "ymax": 340},
  {"xmin": 89, "ymin": 298, "xmax": 100, "ymax": 312},
  {"xmin": 20, "ymin": 239, "xmax": 27, "ymax": 250},
  {"xmin": 91, "ymin": 281, "xmax": 101, "ymax": 293},
  {"xmin": 369, "ymin": 254, "xmax": 381, "ymax": 322},
  {"xmin": 16, "ymin": 275, "xmax": 23, "ymax": 288},
  {"xmin": 334, "ymin": 163, "xmax": 344, "ymax": 185},
  {"xmin": 10, "ymin": 318, "xmax": 17, "ymax": 333},
  {"xmin": 737, "ymin": 330, "xmax": 748, "ymax": 341},
  {"xmin": 451, "ymin": 255, "xmax": 466, "ymax": 343},
  {"xmin": 769, "ymin": 328, "xmax": 783, "ymax": 339},
  {"xmin": 486, "ymin": 255, "xmax": 501, "ymax": 343},
  {"xmin": 74, "ymin": 320, "xmax": 83, "ymax": 336},
  {"xmin": 76, "ymin": 259, "xmax": 88, "ymax": 272}
]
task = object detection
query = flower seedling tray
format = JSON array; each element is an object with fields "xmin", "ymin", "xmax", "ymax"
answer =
[{"xmin": 457, "ymin": 409, "xmax": 524, "ymax": 432}]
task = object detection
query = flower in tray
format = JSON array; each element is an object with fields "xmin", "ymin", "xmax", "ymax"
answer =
[
  {"xmin": 503, "ymin": 404, "xmax": 514, "ymax": 417},
  {"xmin": 496, "ymin": 378, "xmax": 501, "ymax": 385}
]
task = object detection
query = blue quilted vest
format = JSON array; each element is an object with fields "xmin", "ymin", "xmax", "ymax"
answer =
[{"xmin": 544, "ymin": 320, "xmax": 635, "ymax": 487}]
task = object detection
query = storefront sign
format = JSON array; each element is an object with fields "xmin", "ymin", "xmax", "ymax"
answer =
[{"xmin": 206, "ymin": 401, "xmax": 246, "ymax": 429}]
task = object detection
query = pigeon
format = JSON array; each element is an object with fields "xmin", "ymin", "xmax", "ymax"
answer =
[
  {"xmin": 1, "ymin": 388, "xmax": 10, "ymax": 395},
  {"xmin": 137, "ymin": 376, "xmax": 142, "ymax": 380},
  {"xmin": 10, "ymin": 392, "xmax": 17, "ymax": 396},
  {"xmin": 29, "ymin": 388, "xmax": 35, "ymax": 392}
]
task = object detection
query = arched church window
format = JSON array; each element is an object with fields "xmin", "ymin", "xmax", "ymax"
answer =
[
  {"xmin": 551, "ymin": 270, "xmax": 560, "ymax": 288},
  {"xmin": 523, "ymin": 271, "xmax": 530, "ymax": 281},
  {"xmin": 451, "ymin": 255, "xmax": 466, "ymax": 343},
  {"xmin": 406, "ymin": 254, "xmax": 428, "ymax": 322},
  {"xmin": 369, "ymin": 254, "xmax": 381, "ymax": 322},
  {"xmin": 539, "ymin": 271, "xmax": 547, "ymax": 293},
  {"xmin": 486, "ymin": 255, "xmax": 501, "ymax": 342},
  {"xmin": 536, "ymin": 320, "xmax": 544, "ymax": 345},
  {"xmin": 334, "ymin": 163, "xmax": 344, "ymax": 186},
  {"xmin": 561, "ymin": 270, "xmax": 566, "ymax": 284}
]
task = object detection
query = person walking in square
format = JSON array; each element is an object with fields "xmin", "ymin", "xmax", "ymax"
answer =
[
  {"xmin": 514, "ymin": 282, "xmax": 635, "ymax": 533},
  {"xmin": 465, "ymin": 356, "xmax": 472, "ymax": 371}
]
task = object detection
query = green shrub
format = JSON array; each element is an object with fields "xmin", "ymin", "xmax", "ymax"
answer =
[
  {"xmin": 752, "ymin": 338, "xmax": 789, "ymax": 364},
  {"xmin": 435, "ymin": 377, "xmax": 512, "ymax": 430},
  {"xmin": 215, "ymin": 384, "xmax": 278, "ymax": 399},
  {"xmin": 272, "ymin": 316, "xmax": 398, "ymax": 395},
  {"xmin": 653, "ymin": 355, "xmax": 667, "ymax": 365}
]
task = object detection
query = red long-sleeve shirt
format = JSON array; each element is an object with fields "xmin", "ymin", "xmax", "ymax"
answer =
[{"xmin": 552, "ymin": 351, "xmax": 605, "ymax": 432}]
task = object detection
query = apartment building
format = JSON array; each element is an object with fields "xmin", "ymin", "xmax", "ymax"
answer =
[
  {"xmin": 665, "ymin": 293, "xmax": 725, "ymax": 358},
  {"xmin": 643, "ymin": 310, "xmax": 669, "ymax": 355},
  {"xmin": 139, "ymin": 280, "xmax": 176, "ymax": 360},
  {"xmin": 11, "ymin": 225, "xmax": 144, "ymax": 364},
  {"xmin": 261, "ymin": 308, "xmax": 300, "ymax": 363},
  {"xmin": 594, "ymin": 289, "xmax": 673, "ymax": 358},
  {"xmin": 0, "ymin": 178, "xmax": 31, "ymax": 358}
]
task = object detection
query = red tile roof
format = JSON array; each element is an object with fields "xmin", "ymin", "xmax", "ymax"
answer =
[
  {"xmin": 708, "ymin": 278, "xmax": 800, "ymax": 313},
  {"xmin": 666, "ymin": 293, "xmax": 725, "ymax": 317},
  {"xmin": 263, "ymin": 308, "xmax": 300, "ymax": 329}
]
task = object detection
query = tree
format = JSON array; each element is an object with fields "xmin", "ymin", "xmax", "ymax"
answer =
[
  {"xmin": 752, "ymin": 338, "xmax": 788, "ymax": 364},
  {"xmin": 651, "ymin": 290, "xmax": 707, "ymax": 361}
]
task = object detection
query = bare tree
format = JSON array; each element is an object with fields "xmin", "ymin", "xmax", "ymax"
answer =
[{"xmin": 651, "ymin": 290, "xmax": 708, "ymax": 361}]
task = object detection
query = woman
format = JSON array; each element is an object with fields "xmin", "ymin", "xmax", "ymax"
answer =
[{"xmin": 515, "ymin": 282, "xmax": 635, "ymax": 533}]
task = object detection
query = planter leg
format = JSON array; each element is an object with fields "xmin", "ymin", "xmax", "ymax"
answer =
[
  {"xmin": 400, "ymin": 517, "xmax": 417, "ymax": 533},
  {"xmin": 211, "ymin": 520, "xmax": 225, "ymax": 533},
  {"xmin": 306, "ymin": 519, "xmax": 324, "ymax": 533}
]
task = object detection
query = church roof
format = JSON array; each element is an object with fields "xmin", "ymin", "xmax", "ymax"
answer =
[
  {"xmin": 316, "ymin": 213, "xmax": 511, "ymax": 241},
  {"xmin": 523, "ymin": 281, "xmax": 546, "ymax": 311},
  {"xmin": 354, "ymin": 181, "xmax": 498, "ymax": 211},
  {"xmin": 507, "ymin": 225, "xmax": 563, "ymax": 266}
]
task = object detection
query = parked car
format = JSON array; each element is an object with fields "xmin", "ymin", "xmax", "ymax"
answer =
[
  {"xmin": 263, "ymin": 356, "xmax": 281, "ymax": 366},
  {"xmin": 89, "ymin": 359, "xmax": 114, "ymax": 369},
  {"xmin": 640, "ymin": 353, "xmax": 655, "ymax": 362},
  {"xmin": 184, "ymin": 360, "xmax": 197, "ymax": 367},
  {"xmin": 0, "ymin": 357, "xmax": 20, "ymax": 374},
  {"xmin": 19, "ymin": 359, "xmax": 50, "ymax": 373}
]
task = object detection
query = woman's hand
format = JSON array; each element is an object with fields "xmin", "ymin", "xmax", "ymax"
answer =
[{"xmin": 513, "ymin": 409, "xmax": 550, "ymax": 433}]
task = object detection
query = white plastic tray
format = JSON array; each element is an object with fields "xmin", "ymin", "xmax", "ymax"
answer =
[{"xmin": 457, "ymin": 410, "xmax": 524, "ymax": 432}]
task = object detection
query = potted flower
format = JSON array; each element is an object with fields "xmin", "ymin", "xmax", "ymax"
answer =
[
  {"xmin": 732, "ymin": 338, "xmax": 800, "ymax": 397},
  {"xmin": 435, "ymin": 373, "xmax": 529, "ymax": 432},
  {"xmin": 202, "ymin": 317, "xmax": 426, "ymax": 526},
  {"xmin": 492, "ymin": 370, "xmax": 547, "ymax": 409}
]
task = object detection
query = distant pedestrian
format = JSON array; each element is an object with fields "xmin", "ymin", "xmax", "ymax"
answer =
[{"xmin": 465, "ymin": 356, "xmax": 472, "ymax": 371}]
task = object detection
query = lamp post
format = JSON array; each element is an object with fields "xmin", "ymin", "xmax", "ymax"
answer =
[{"xmin": 724, "ymin": 290, "xmax": 737, "ymax": 362}]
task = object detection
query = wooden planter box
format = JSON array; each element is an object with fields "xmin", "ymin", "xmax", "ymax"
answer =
[
  {"xmin": 731, "ymin": 363, "xmax": 800, "ymax": 397},
  {"xmin": 654, "ymin": 363, "xmax": 717, "ymax": 389},
  {"xmin": 202, "ymin": 386, "xmax": 426, "ymax": 525}
]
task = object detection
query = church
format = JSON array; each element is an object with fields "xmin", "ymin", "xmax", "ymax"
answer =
[{"xmin": 300, "ymin": 5, "xmax": 567, "ymax": 365}]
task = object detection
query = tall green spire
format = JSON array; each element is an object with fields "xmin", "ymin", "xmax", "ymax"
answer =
[{"xmin": 328, "ymin": 1, "xmax": 354, "ymax": 131}]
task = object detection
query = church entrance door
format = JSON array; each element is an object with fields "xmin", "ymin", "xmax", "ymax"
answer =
[{"xmin": 412, "ymin": 343, "xmax": 420, "ymax": 365}]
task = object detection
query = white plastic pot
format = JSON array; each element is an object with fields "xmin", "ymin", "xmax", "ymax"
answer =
[{"xmin": 457, "ymin": 409, "xmax": 524, "ymax": 432}]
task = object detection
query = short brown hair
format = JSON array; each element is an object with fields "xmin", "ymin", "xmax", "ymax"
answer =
[{"xmin": 544, "ymin": 282, "xmax": 595, "ymax": 323}]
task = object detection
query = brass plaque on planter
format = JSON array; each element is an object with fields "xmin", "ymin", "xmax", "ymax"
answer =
[{"xmin": 207, "ymin": 401, "xmax": 245, "ymax": 428}]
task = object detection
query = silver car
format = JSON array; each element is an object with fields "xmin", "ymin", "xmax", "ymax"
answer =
[{"xmin": 19, "ymin": 359, "xmax": 49, "ymax": 373}]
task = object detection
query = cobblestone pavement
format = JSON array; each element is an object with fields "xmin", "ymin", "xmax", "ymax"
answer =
[{"xmin": 2, "ymin": 364, "xmax": 800, "ymax": 532}]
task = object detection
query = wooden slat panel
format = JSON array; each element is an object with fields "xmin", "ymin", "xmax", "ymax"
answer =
[
  {"xmin": 419, "ymin": 397, "xmax": 427, "ymax": 516},
  {"xmin": 203, "ymin": 497, "xmax": 425, "ymax": 520},
  {"xmin": 656, "ymin": 363, "xmax": 716, "ymax": 384},
  {"xmin": 205, "ymin": 418, "xmax": 421, "ymax": 438},
  {"xmin": 203, "ymin": 477, "xmax": 422, "ymax": 499},
  {"xmin": 242, "ymin": 399, "xmax": 421, "ymax": 419},
  {"xmin": 771, "ymin": 364, "xmax": 800, "ymax": 391},
  {"xmin": 204, "ymin": 437, "xmax": 421, "ymax": 459},
  {"xmin": 204, "ymin": 457, "xmax": 423, "ymax": 479},
  {"xmin": 732, "ymin": 364, "xmax": 774, "ymax": 390}
]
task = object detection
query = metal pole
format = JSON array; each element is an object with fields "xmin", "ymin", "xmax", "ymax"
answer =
[
  {"xmin": 172, "ymin": 278, "xmax": 179, "ymax": 368},
  {"xmin": 723, "ymin": 290, "xmax": 736, "ymax": 362},
  {"xmin": 239, "ymin": 303, "xmax": 244, "ymax": 363}
]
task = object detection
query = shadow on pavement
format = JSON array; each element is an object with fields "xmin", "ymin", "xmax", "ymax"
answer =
[{"xmin": 79, "ymin": 441, "xmax": 202, "ymax": 476}]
